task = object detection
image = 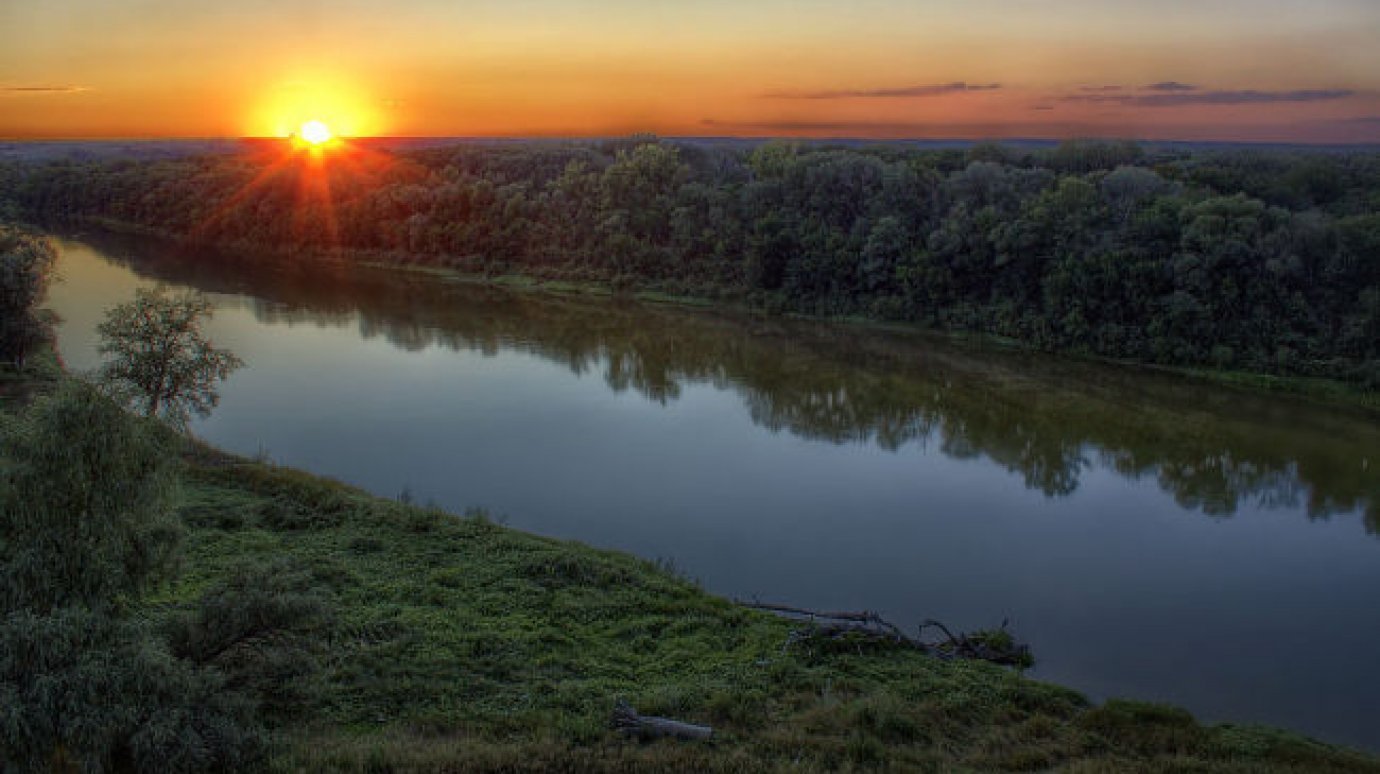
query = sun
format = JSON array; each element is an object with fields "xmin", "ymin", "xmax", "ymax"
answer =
[{"xmin": 299, "ymin": 120, "xmax": 333, "ymax": 145}]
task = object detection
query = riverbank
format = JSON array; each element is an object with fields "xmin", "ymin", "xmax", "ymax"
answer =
[
  {"xmin": 415, "ymin": 265, "xmax": 1380, "ymax": 415},
  {"xmin": 53, "ymin": 217, "xmax": 1380, "ymax": 415},
  {"xmin": 5, "ymin": 360, "xmax": 1377, "ymax": 771}
]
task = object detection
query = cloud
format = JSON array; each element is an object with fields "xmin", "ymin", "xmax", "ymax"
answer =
[
  {"xmin": 1066, "ymin": 88, "xmax": 1355, "ymax": 107},
  {"xmin": 697, "ymin": 116, "xmax": 1380, "ymax": 144},
  {"xmin": 702, "ymin": 118, "xmax": 963, "ymax": 134},
  {"xmin": 1146, "ymin": 81, "xmax": 1198, "ymax": 92},
  {"xmin": 700, "ymin": 117, "xmax": 1070, "ymax": 136},
  {"xmin": 764, "ymin": 81, "xmax": 1001, "ymax": 100},
  {"xmin": 3, "ymin": 85, "xmax": 88, "ymax": 94}
]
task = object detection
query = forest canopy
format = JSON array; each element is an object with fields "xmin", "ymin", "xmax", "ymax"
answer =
[{"xmin": 4, "ymin": 138, "xmax": 1378, "ymax": 384}]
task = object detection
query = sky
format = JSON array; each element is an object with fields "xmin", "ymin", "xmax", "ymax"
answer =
[{"xmin": 3, "ymin": 0, "xmax": 1379, "ymax": 143}]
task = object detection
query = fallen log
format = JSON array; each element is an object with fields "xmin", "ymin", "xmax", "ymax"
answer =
[
  {"xmin": 741, "ymin": 603, "xmax": 909, "ymax": 642},
  {"xmin": 610, "ymin": 700, "xmax": 713, "ymax": 741},
  {"xmin": 741, "ymin": 601, "xmax": 1033, "ymax": 668}
]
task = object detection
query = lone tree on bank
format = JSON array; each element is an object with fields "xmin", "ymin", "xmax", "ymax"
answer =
[{"xmin": 97, "ymin": 286, "xmax": 243, "ymax": 429}]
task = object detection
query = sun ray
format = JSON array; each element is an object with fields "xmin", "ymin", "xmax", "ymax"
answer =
[
  {"xmin": 291, "ymin": 148, "xmax": 340, "ymax": 248},
  {"xmin": 189, "ymin": 147, "xmax": 299, "ymax": 240}
]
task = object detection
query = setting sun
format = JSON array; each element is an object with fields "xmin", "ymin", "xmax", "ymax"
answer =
[{"xmin": 299, "ymin": 120, "xmax": 333, "ymax": 145}]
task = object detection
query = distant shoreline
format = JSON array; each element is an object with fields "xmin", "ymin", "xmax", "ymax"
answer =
[{"xmin": 48, "ymin": 217, "xmax": 1380, "ymax": 416}]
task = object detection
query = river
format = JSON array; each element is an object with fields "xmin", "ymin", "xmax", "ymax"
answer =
[{"xmin": 47, "ymin": 230, "xmax": 1380, "ymax": 752}]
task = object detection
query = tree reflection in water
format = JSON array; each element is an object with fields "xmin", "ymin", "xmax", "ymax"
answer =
[{"xmin": 91, "ymin": 230, "xmax": 1378, "ymax": 533}]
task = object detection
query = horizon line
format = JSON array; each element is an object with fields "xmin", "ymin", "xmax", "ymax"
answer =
[{"xmin": 2, "ymin": 134, "xmax": 1379, "ymax": 149}]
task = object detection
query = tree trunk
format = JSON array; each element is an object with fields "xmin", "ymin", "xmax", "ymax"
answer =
[{"xmin": 610, "ymin": 701, "xmax": 713, "ymax": 741}]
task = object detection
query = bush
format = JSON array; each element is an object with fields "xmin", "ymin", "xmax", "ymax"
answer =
[
  {"xmin": 166, "ymin": 558, "xmax": 335, "ymax": 718},
  {"xmin": 0, "ymin": 227, "xmax": 57, "ymax": 371},
  {"xmin": 0, "ymin": 606, "xmax": 265, "ymax": 772},
  {"xmin": 0, "ymin": 382, "xmax": 265, "ymax": 770},
  {"xmin": 1, "ymin": 380, "xmax": 181, "ymax": 614}
]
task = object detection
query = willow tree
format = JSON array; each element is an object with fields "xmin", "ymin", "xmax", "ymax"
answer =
[{"xmin": 97, "ymin": 286, "xmax": 244, "ymax": 429}]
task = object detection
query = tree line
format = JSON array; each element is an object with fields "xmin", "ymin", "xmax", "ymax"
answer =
[{"xmin": 4, "ymin": 138, "xmax": 1378, "ymax": 384}]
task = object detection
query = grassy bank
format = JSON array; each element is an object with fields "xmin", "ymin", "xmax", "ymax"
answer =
[
  {"xmin": 1141, "ymin": 365, "xmax": 1380, "ymax": 414},
  {"xmin": 6, "ymin": 362, "xmax": 1378, "ymax": 771},
  {"xmin": 174, "ymin": 452, "xmax": 1380, "ymax": 772},
  {"xmin": 372, "ymin": 259, "xmax": 1380, "ymax": 416}
]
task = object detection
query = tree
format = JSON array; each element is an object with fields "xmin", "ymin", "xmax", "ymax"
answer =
[
  {"xmin": 1, "ymin": 381, "xmax": 181, "ymax": 613},
  {"xmin": 97, "ymin": 286, "xmax": 244, "ymax": 428},
  {"xmin": 0, "ymin": 227, "xmax": 57, "ymax": 371},
  {"xmin": 0, "ymin": 381, "xmax": 264, "ymax": 771}
]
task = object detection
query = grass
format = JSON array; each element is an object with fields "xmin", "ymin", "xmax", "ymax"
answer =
[
  {"xmin": 1147, "ymin": 365, "xmax": 1380, "ymax": 415},
  {"xmin": 167, "ymin": 453, "xmax": 1375, "ymax": 771},
  {"xmin": 6, "ymin": 359, "xmax": 1378, "ymax": 772}
]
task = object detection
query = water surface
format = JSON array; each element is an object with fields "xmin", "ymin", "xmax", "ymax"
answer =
[{"xmin": 48, "ymin": 231, "xmax": 1380, "ymax": 751}]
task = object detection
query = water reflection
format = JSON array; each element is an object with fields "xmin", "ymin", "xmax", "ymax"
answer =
[{"xmin": 76, "ymin": 230, "xmax": 1379, "ymax": 532}]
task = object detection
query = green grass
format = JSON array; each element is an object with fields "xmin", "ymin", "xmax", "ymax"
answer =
[
  {"xmin": 1148, "ymin": 365, "xmax": 1380, "ymax": 415},
  {"xmin": 157, "ymin": 452, "xmax": 1378, "ymax": 772},
  {"xmin": 7, "ymin": 365, "xmax": 1377, "ymax": 771}
]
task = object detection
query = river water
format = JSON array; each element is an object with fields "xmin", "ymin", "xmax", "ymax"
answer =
[{"xmin": 47, "ymin": 231, "xmax": 1380, "ymax": 751}]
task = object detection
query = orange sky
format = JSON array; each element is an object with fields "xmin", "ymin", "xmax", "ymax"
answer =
[{"xmin": 3, "ymin": 0, "xmax": 1379, "ymax": 142}]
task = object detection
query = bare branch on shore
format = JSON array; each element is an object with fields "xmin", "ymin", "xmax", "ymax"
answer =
[
  {"xmin": 610, "ymin": 700, "xmax": 713, "ymax": 741},
  {"xmin": 739, "ymin": 601, "xmax": 1033, "ymax": 668}
]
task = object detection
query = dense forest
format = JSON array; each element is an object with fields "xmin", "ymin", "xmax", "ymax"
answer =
[{"xmin": 4, "ymin": 138, "xmax": 1379, "ymax": 384}]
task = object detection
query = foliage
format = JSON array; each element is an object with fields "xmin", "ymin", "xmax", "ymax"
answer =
[
  {"xmin": 96, "ymin": 286, "xmax": 244, "ymax": 428},
  {"xmin": 0, "ymin": 381, "xmax": 264, "ymax": 771},
  {"xmin": 0, "ymin": 606, "xmax": 263, "ymax": 773},
  {"xmin": 165, "ymin": 557, "xmax": 335, "ymax": 718},
  {"xmin": 13, "ymin": 139, "xmax": 1379, "ymax": 382},
  {"xmin": 0, "ymin": 227, "xmax": 57, "ymax": 371},
  {"xmin": 0, "ymin": 380, "xmax": 182, "ymax": 614}
]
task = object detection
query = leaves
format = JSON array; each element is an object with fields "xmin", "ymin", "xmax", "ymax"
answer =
[
  {"xmin": 10, "ymin": 139, "xmax": 1380, "ymax": 381},
  {"xmin": 96, "ymin": 286, "xmax": 243, "ymax": 429},
  {"xmin": 0, "ymin": 382, "xmax": 266, "ymax": 771},
  {"xmin": 0, "ymin": 227, "xmax": 57, "ymax": 370},
  {"xmin": 1, "ymin": 381, "xmax": 182, "ymax": 615}
]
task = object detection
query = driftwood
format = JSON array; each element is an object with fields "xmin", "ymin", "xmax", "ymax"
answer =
[
  {"xmin": 741, "ymin": 601, "xmax": 1033, "ymax": 668},
  {"xmin": 611, "ymin": 700, "xmax": 713, "ymax": 741}
]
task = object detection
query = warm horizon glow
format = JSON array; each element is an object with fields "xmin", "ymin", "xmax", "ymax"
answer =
[
  {"xmin": 250, "ymin": 75, "xmax": 377, "ymax": 139},
  {"xmin": 3, "ymin": 1, "xmax": 1380, "ymax": 143}
]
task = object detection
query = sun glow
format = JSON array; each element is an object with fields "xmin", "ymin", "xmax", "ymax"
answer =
[
  {"xmin": 249, "ymin": 75, "xmax": 379, "ymax": 139},
  {"xmin": 299, "ymin": 120, "xmax": 333, "ymax": 145}
]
